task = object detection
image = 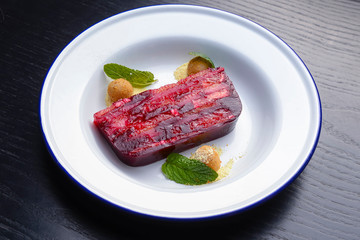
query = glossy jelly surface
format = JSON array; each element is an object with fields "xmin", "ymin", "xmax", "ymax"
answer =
[{"xmin": 94, "ymin": 67, "xmax": 242, "ymax": 166}]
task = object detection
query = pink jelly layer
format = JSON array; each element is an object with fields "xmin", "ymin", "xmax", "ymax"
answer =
[{"xmin": 94, "ymin": 67, "xmax": 242, "ymax": 166}]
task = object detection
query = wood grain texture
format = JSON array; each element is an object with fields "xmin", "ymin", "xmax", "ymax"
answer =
[{"xmin": 1, "ymin": 0, "xmax": 359, "ymax": 239}]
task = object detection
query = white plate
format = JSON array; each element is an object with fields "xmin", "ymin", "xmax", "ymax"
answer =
[{"xmin": 40, "ymin": 5, "xmax": 321, "ymax": 219}]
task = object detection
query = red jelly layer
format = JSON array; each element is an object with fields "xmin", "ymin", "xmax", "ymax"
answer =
[{"xmin": 93, "ymin": 67, "xmax": 242, "ymax": 166}]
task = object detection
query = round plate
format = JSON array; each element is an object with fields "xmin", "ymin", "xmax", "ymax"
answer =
[{"xmin": 40, "ymin": 5, "xmax": 321, "ymax": 219}]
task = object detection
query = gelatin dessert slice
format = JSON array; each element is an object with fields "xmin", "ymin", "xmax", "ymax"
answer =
[{"xmin": 93, "ymin": 67, "xmax": 242, "ymax": 166}]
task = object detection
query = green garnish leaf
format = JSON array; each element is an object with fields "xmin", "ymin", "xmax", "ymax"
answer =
[
  {"xmin": 104, "ymin": 63, "xmax": 157, "ymax": 88},
  {"xmin": 189, "ymin": 52, "xmax": 215, "ymax": 68},
  {"xmin": 162, "ymin": 153, "xmax": 218, "ymax": 185}
]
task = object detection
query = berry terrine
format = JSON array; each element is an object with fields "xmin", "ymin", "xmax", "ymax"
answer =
[{"xmin": 93, "ymin": 67, "xmax": 242, "ymax": 166}]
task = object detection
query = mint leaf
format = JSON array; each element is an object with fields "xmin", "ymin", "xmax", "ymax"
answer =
[
  {"xmin": 189, "ymin": 52, "xmax": 215, "ymax": 68},
  {"xmin": 104, "ymin": 63, "xmax": 157, "ymax": 88},
  {"xmin": 162, "ymin": 153, "xmax": 218, "ymax": 185}
]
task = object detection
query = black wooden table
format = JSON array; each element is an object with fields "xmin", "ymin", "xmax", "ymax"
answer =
[{"xmin": 1, "ymin": 0, "xmax": 359, "ymax": 239}]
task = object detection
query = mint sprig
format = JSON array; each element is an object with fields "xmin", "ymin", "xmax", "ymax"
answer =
[
  {"xmin": 162, "ymin": 153, "xmax": 218, "ymax": 185},
  {"xmin": 189, "ymin": 52, "xmax": 215, "ymax": 68},
  {"xmin": 104, "ymin": 63, "xmax": 157, "ymax": 88}
]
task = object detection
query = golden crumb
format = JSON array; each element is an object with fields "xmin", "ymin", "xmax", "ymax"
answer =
[
  {"xmin": 174, "ymin": 62, "xmax": 189, "ymax": 81},
  {"xmin": 215, "ymin": 158, "xmax": 234, "ymax": 181},
  {"xmin": 191, "ymin": 145, "xmax": 221, "ymax": 172},
  {"xmin": 107, "ymin": 78, "xmax": 133, "ymax": 103},
  {"xmin": 106, "ymin": 85, "xmax": 146, "ymax": 107},
  {"xmin": 210, "ymin": 144, "xmax": 223, "ymax": 156},
  {"xmin": 187, "ymin": 56, "xmax": 212, "ymax": 76}
]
